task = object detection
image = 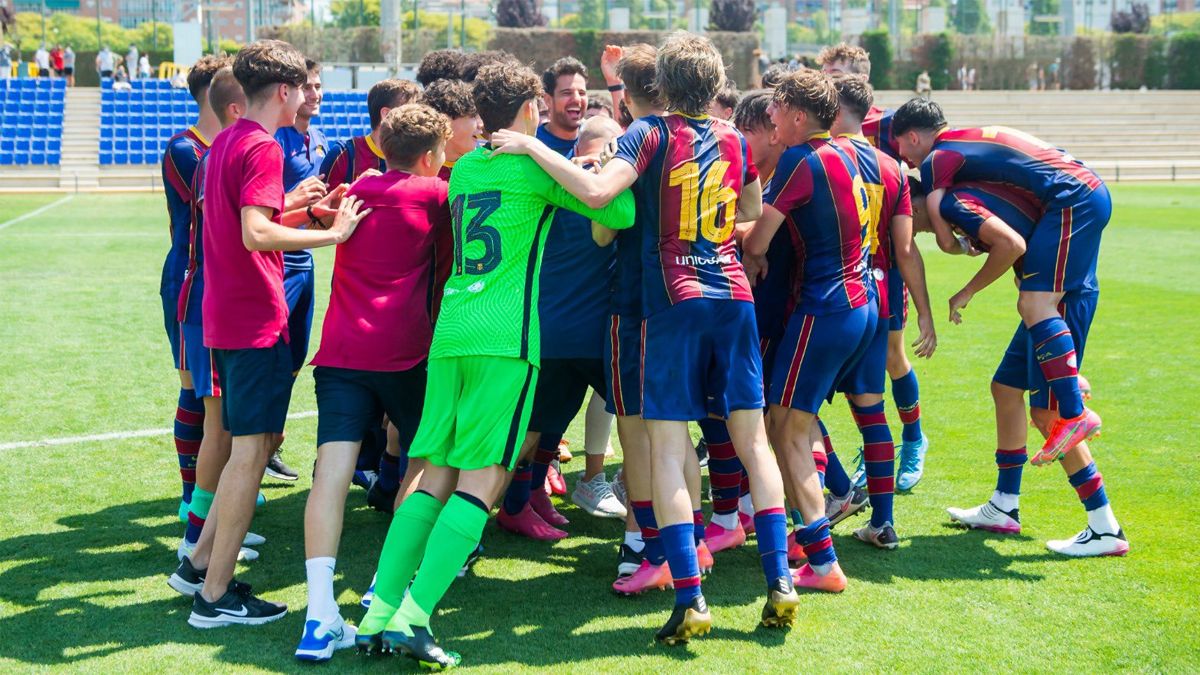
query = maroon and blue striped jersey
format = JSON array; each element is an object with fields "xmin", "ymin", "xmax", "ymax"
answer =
[
  {"xmin": 318, "ymin": 134, "xmax": 387, "ymax": 191},
  {"xmin": 177, "ymin": 152, "xmax": 209, "ymax": 327},
  {"xmin": 765, "ymin": 131, "xmax": 871, "ymax": 316},
  {"xmin": 939, "ymin": 181, "xmax": 1040, "ymax": 251},
  {"xmin": 861, "ymin": 106, "xmax": 902, "ymax": 164},
  {"xmin": 613, "ymin": 114, "xmax": 758, "ymax": 317},
  {"xmin": 921, "ymin": 127, "xmax": 1103, "ymax": 209},
  {"xmin": 161, "ymin": 127, "xmax": 209, "ymax": 296}
]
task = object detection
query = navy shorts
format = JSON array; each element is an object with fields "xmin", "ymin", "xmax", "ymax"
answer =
[
  {"xmin": 837, "ymin": 301, "xmax": 888, "ymax": 395},
  {"xmin": 314, "ymin": 364, "xmax": 426, "ymax": 447},
  {"xmin": 213, "ymin": 338, "xmax": 295, "ymax": 436},
  {"xmin": 641, "ymin": 299, "xmax": 764, "ymax": 421},
  {"xmin": 604, "ymin": 314, "xmax": 643, "ymax": 417},
  {"xmin": 769, "ymin": 303, "xmax": 872, "ymax": 414},
  {"xmin": 181, "ymin": 322, "xmax": 220, "ymax": 399},
  {"xmin": 162, "ymin": 286, "xmax": 182, "ymax": 369},
  {"xmin": 887, "ymin": 270, "xmax": 908, "ymax": 331},
  {"xmin": 284, "ymin": 266, "xmax": 315, "ymax": 373},
  {"xmin": 529, "ymin": 358, "xmax": 607, "ymax": 435},
  {"xmin": 992, "ymin": 290, "xmax": 1098, "ymax": 411},
  {"xmin": 1022, "ymin": 185, "xmax": 1109, "ymax": 294}
]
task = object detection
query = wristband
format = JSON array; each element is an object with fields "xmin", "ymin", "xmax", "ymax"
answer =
[{"xmin": 607, "ymin": 83, "xmax": 625, "ymax": 92}]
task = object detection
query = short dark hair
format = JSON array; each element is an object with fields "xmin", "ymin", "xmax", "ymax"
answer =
[
  {"xmin": 586, "ymin": 95, "xmax": 612, "ymax": 115},
  {"xmin": 208, "ymin": 66, "xmax": 246, "ymax": 126},
  {"xmin": 617, "ymin": 43, "xmax": 660, "ymax": 107},
  {"xmin": 232, "ymin": 40, "xmax": 307, "ymax": 102},
  {"xmin": 761, "ymin": 63, "xmax": 792, "ymax": 89},
  {"xmin": 774, "ymin": 69, "xmax": 839, "ymax": 130},
  {"xmin": 655, "ymin": 32, "xmax": 725, "ymax": 116},
  {"xmin": 714, "ymin": 81, "xmax": 740, "ymax": 111},
  {"xmin": 891, "ymin": 98, "xmax": 947, "ymax": 137},
  {"xmin": 732, "ymin": 88, "xmax": 773, "ymax": 134},
  {"xmin": 186, "ymin": 54, "xmax": 230, "ymax": 106},
  {"xmin": 542, "ymin": 56, "xmax": 587, "ymax": 95},
  {"xmin": 421, "ymin": 78, "xmax": 477, "ymax": 119},
  {"xmin": 367, "ymin": 79, "xmax": 422, "ymax": 129},
  {"xmin": 831, "ymin": 73, "xmax": 873, "ymax": 121},
  {"xmin": 472, "ymin": 61, "xmax": 542, "ymax": 134},
  {"xmin": 305, "ymin": 58, "xmax": 321, "ymax": 73},
  {"xmin": 460, "ymin": 50, "xmax": 517, "ymax": 82},
  {"xmin": 416, "ymin": 49, "xmax": 464, "ymax": 86},
  {"xmin": 379, "ymin": 103, "xmax": 452, "ymax": 168}
]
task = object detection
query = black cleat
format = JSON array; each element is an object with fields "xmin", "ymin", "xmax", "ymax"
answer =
[
  {"xmin": 266, "ymin": 449, "xmax": 298, "ymax": 481},
  {"xmin": 382, "ymin": 625, "xmax": 462, "ymax": 670},
  {"xmin": 655, "ymin": 595, "xmax": 712, "ymax": 645},
  {"xmin": 617, "ymin": 542, "xmax": 644, "ymax": 577},
  {"xmin": 366, "ymin": 480, "xmax": 398, "ymax": 514},
  {"xmin": 760, "ymin": 576, "xmax": 800, "ymax": 628},
  {"xmin": 694, "ymin": 438, "xmax": 709, "ymax": 469},
  {"xmin": 356, "ymin": 631, "xmax": 384, "ymax": 655},
  {"xmin": 168, "ymin": 556, "xmax": 205, "ymax": 597},
  {"xmin": 187, "ymin": 580, "xmax": 286, "ymax": 628},
  {"xmin": 457, "ymin": 543, "xmax": 484, "ymax": 578}
]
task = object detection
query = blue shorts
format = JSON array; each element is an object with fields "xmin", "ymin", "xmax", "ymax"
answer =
[
  {"xmin": 837, "ymin": 301, "xmax": 888, "ymax": 395},
  {"xmin": 162, "ymin": 286, "xmax": 182, "ymax": 369},
  {"xmin": 284, "ymin": 266, "xmax": 315, "ymax": 373},
  {"xmin": 530, "ymin": 358, "xmax": 606, "ymax": 434},
  {"xmin": 604, "ymin": 314, "xmax": 643, "ymax": 417},
  {"xmin": 180, "ymin": 322, "xmax": 221, "ymax": 399},
  {"xmin": 213, "ymin": 338, "xmax": 295, "ymax": 436},
  {"xmin": 1022, "ymin": 185, "xmax": 1109, "ymax": 294},
  {"xmin": 887, "ymin": 270, "xmax": 908, "ymax": 331},
  {"xmin": 992, "ymin": 290, "xmax": 1098, "ymax": 411},
  {"xmin": 769, "ymin": 303, "xmax": 872, "ymax": 414},
  {"xmin": 641, "ymin": 299, "xmax": 764, "ymax": 421},
  {"xmin": 314, "ymin": 365, "xmax": 426, "ymax": 447}
]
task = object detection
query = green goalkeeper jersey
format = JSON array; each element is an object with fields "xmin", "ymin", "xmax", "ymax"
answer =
[{"xmin": 434, "ymin": 147, "xmax": 636, "ymax": 367}]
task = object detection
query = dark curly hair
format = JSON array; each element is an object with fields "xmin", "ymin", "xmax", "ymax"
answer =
[
  {"xmin": 421, "ymin": 78, "xmax": 477, "ymax": 119},
  {"xmin": 416, "ymin": 49, "xmax": 464, "ymax": 86}
]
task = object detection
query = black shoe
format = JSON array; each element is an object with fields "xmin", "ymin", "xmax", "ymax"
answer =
[
  {"xmin": 366, "ymin": 480, "xmax": 398, "ymax": 514},
  {"xmin": 457, "ymin": 543, "xmax": 484, "ymax": 578},
  {"xmin": 168, "ymin": 556, "xmax": 205, "ymax": 597},
  {"xmin": 265, "ymin": 450, "xmax": 298, "ymax": 481},
  {"xmin": 760, "ymin": 576, "xmax": 799, "ymax": 628},
  {"xmin": 382, "ymin": 625, "xmax": 462, "ymax": 670},
  {"xmin": 655, "ymin": 595, "xmax": 712, "ymax": 645},
  {"xmin": 617, "ymin": 543, "xmax": 644, "ymax": 577},
  {"xmin": 187, "ymin": 581, "xmax": 287, "ymax": 628},
  {"xmin": 694, "ymin": 438, "xmax": 709, "ymax": 469},
  {"xmin": 356, "ymin": 630, "xmax": 384, "ymax": 656}
]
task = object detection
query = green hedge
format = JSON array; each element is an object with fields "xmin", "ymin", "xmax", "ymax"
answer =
[
  {"xmin": 859, "ymin": 29, "xmax": 892, "ymax": 89},
  {"xmin": 1167, "ymin": 32, "xmax": 1200, "ymax": 89}
]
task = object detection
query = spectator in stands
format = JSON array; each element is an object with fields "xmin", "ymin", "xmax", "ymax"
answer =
[
  {"xmin": 1026, "ymin": 62, "xmax": 1039, "ymax": 91},
  {"xmin": 35, "ymin": 43, "xmax": 49, "ymax": 77},
  {"xmin": 126, "ymin": 43, "xmax": 139, "ymax": 80},
  {"xmin": 916, "ymin": 70, "xmax": 932, "ymax": 98},
  {"xmin": 114, "ymin": 64, "xmax": 132, "ymax": 90},
  {"xmin": 63, "ymin": 45, "xmax": 75, "ymax": 86},
  {"xmin": 958, "ymin": 63, "xmax": 967, "ymax": 90},
  {"xmin": 0, "ymin": 42, "xmax": 12, "ymax": 80},
  {"xmin": 1047, "ymin": 58, "xmax": 1060, "ymax": 90},
  {"xmin": 585, "ymin": 95, "xmax": 612, "ymax": 120},
  {"xmin": 96, "ymin": 45, "xmax": 115, "ymax": 79},
  {"xmin": 50, "ymin": 44, "xmax": 63, "ymax": 77},
  {"xmin": 139, "ymin": 53, "xmax": 152, "ymax": 79},
  {"xmin": 967, "ymin": 66, "xmax": 977, "ymax": 91}
]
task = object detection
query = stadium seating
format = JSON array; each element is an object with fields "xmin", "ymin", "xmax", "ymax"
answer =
[
  {"xmin": 0, "ymin": 78, "xmax": 66, "ymax": 166},
  {"xmin": 97, "ymin": 80, "xmax": 372, "ymax": 166}
]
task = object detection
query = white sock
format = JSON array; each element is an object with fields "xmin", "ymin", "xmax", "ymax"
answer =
[
  {"xmin": 623, "ymin": 530, "xmax": 644, "ymax": 552},
  {"xmin": 305, "ymin": 557, "xmax": 338, "ymax": 622},
  {"xmin": 992, "ymin": 490, "xmax": 1019, "ymax": 513},
  {"xmin": 738, "ymin": 492, "xmax": 754, "ymax": 515},
  {"xmin": 810, "ymin": 562, "xmax": 833, "ymax": 575},
  {"xmin": 1087, "ymin": 504, "xmax": 1120, "ymax": 534},
  {"xmin": 711, "ymin": 511, "xmax": 740, "ymax": 531}
]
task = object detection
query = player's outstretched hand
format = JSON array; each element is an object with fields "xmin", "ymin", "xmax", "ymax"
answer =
[
  {"xmin": 285, "ymin": 175, "xmax": 327, "ymax": 211},
  {"xmin": 913, "ymin": 313, "xmax": 937, "ymax": 358},
  {"xmin": 356, "ymin": 168, "xmax": 383, "ymax": 182},
  {"xmin": 489, "ymin": 129, "xmax": 534, "ymax": 156},
  {"xmin": 601, "ymin": 45, "xmax": 624, "ymax": 85},
  {"xmin": 330, "ymin": 195, "xmax": 372, "ymax": 244},
  {"xmin": 310, "ymin": 184, "xmax": 349, "ymax": 224},
  {"xmin": 948, "ymin": 288, "xmax": 972, "ymax": 325},
  {"xmin": 742, "ymin": 252, "xmax": 768, "ymax": 287}
]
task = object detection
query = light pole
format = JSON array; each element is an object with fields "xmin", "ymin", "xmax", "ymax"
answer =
[{"xmin": 460, "ymin": 0, "xmax": 466, "ymax": 47}]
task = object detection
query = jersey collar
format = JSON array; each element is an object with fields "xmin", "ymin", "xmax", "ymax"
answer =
[
  {"xmin": 365, "ymin": 134, "xmax": 385, "ymax": 160},
  {"xmin": 189, "ymin": 125, "xmax": 211, "ymax": 148},
  {"xmin": 806, "ymin": 130, "xmax": 832, "ymax": 142},
  {"xmin": 837, "ymin": 132, "xmax": 869, "ymax": 143}
]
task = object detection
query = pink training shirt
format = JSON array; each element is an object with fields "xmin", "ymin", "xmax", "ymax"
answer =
[
  {"xmin": 201, "ymin": 118, "xmax": 289, "ymax": 350},
  {"xmin": 310, "ymin": 170, "xmax": 452, "ymax": 372}
]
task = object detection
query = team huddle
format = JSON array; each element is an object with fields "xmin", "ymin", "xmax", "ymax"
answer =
[{"xmin": 156, "ymin": 34, "xmax": 1127, "ymax": 670}]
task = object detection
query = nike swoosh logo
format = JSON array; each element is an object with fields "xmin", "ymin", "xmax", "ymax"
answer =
[
  {"xmin": 1022, "ymin": 272, "xmax": 1039, "ymax": 279},
  {"xmin": 1029, "ymin": 389, "xmax": 1040, "ymax": 395},
  {"xmin": 215, "ymin": 606, "xmax": 249, "ymax": 617}
]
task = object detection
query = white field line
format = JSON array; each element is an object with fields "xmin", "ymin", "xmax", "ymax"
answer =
[
  {"xmin": 0, "ymin": 410, "xmax": 317, "ymax": 451},
  {"xmin": 0, "ymin": 195, "xmax": 75, "ymax": 232}
]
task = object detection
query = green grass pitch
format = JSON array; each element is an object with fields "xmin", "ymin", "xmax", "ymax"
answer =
[{"xmin": 0, "ymin": 186, "xmax": 1196, "ymax": 672}]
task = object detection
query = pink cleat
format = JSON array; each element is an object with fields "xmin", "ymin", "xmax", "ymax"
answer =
[
  {"xmin": 739, "ymin": 511, "xmax": 755, "ymax": 535},
  {"xmin": 697, "ymin": 540, "xmax": 714, "ymax": 575},
  {"xmin": 1078, "ymin": 374, "xmax": 1092, "ymax": 401},
  {"xmin": 530, "ymin": 489, "xmax": 569, "ymax": 527},
  {"xmin": 787, "ymin": 532, "xmax": 807, "ymax": 565},
  {"xmin": 612, "ymin": 559, "xmax": 672, "ymax": 596},
  {"xmin": 791, "ymin": 562, "xmax": 847, "ymax": 593},
  {"xmin": 703, "ymin": 521, "xmax": 747, "ymax": 554},
  {"xmin": 546, "ymin": 461, "xmax": 568, "ymax": 496},
  {"xmin": 1033, "ymin": 408, "xmax": 1102, "ymax": 466},
  {"xmin": 497, "ymin": 503, "xmax": 567, "ymax": 541}
]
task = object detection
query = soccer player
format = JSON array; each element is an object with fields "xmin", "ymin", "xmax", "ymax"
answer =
[
  {"xmin": 819, "ymin": 43, "xmax": 929, "ymax": 490},
  {"xmin": 182, "ymin": 40, "xmax": 370, "ymax": 628},
  {"xmin": 295, "ymin": 103, "xmax": 455, "ymax": 661},
  {"xmin": 161, "ymin": 55, "xmax": 228, "ymax": 522},
  {"xmin": 491, "ymin": 32, "xmax": 799, "ymax": 644},
  {"xmin": 354, "ymin": 61, "xmax": 634, "ymax": 669},
  {"xmin": 319, "ymin": 79, "xmax": 421, "ymax": 190},
  {"xmin": 707, "ymin": 80, "xmax": 739, "ymax": 120},
  {"xmin": 892, "ymin": 98, "xmax": 1108, "ymax": 471},
  {"xmin": 416, "ymin": 49, "xmax": 465, "ymax": 86},
  {"xmin": 741, "ymin": 69, "xmax": 869, "ymax": 592}
]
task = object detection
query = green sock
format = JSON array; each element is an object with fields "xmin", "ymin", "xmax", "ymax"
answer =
[
  {"xmin": 375, "ymin": 491, "xmax": 445, "ymax": 607},
  {"xmin": 188, "ymin": 487, "xmax": 215, "ymax": 520},
  {"xmin": 386, "ymin": 493, "xmax": 488, "ymax": 632},
  {"xmin": 359, "ymin": 596, "xmax": 399, "ymax": 637}
]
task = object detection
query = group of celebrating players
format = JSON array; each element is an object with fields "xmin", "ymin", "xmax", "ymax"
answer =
[{"xmin": 155, "ymin": 33, "xmax": 1127, "ymax": 670}]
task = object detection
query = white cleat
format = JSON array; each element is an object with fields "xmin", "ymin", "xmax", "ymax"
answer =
[
  {"xmin": 1047, "ymin": 527, "xmax": 1130, "ymax": 557},
  {"xmin": 177, "ymin": 538, "xmax": 260, "ymax": 563},
  {"xmin": 295, "ymin": 616, "xmax": 357, "ymax": 662},
  {"xmin": 947, "ymin": 501, "xmax": 1022, "ymax": 534},
  {"xmin": 242, "ymin": 531, "xmax": 266, "ymax": 547}
]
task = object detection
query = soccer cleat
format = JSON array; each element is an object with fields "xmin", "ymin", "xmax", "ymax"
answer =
[
  {"xmin": 177, "ymin": 537, "xmax": 259, "ymax": 563},
  {"xmin": 497, "ymin": 503, "xmax": 567, "ymax": 541},
  {"xmin": 655, "ymin": 595, "xmax": 712, "ymax": 645},
  {"xmin": 1046, "ymin": 527, "xmax": 1130, "ymax": 557},
  {"xmin": 947, "ymin": 501, "xmax": 1021, "ymax": 534},
  {"xmin": 360, "ymin": 574, "xmax": 376, "ymax": 609},
  {"xmin": 791, "ymin": 562, "xmax": 847, "ymax": 593},
  {"xmin": 617, "ymin": 543, "xmax": 645, "ymax": 577},
  {"xmin": 1078, "ymin": 374, "xmax": 1092, "ymax": 401},
  {"xmin": 187, "ymin": 581, "xmax": 287, "ymax": 628},
  {"xmin": 458, "ymin": 543, "xmax": 484, "ymax": 578},
  {"xmin": 739, "ymin": 510, "xmax": 755, "ymax": 535},
  {"xmin": 255, "ymin": 491, "xmax": 266, "ymax": 507},
  {"xmin": 897, "ymin": 434, "xmax": 929, "ymax": 491},
  {"xmin": 355, "ymin": 629, "xmax": 385, "ymax": 655},
  {"xmin": 853, "ymin": 521, "xmax": 900, "ymax": 550},
  {"xmin": 265, "ymin": 449, "xmax": 298, "ymax": 481},
  {"xmin": 850, "ymin": 449, "xmax": 868, "ymax": 489},
  {"xmin": 531, "ymin": 489, "xmax": 570, "ymax": 526},
  {"xmin": 366, "ymin": 479, "xmax": 398, "ymax": 514},
  {"xmin": 697, "ymin": 540, "xmax": 714, "ymax": 575},
  {"xmin": 295, "ymin": 616, "xmax": 357, "ymax": 662},
  {"xmin": 168, "ymin": 556, "xmax": 206, "ymax": 597},
  {"xmin": 352, "ymin": 469, "xmax": 378, "ymax": 491},
  {"xmin": 383, "ymin": 624, "xmax": 462, "ymax": 670},
  {"xmin": 703, "ymin": 521, "xmax": 747, "ymax": 554},
  {"xmin": 825, "ymin": 486, "xmax": 869, "ymax": 527},
  {"xmin": 557, "ymin": 438, "xmax": 573, "ymax": 463},
  {"xmin": 760, "ymin": 576, "xmax": 800, "ymax": 628},
  {"xmin": 612, "ymin": 559, "xmax": 672, "ymax": 596},
  {"xmin": 1033, "ymin": 409, "xmax": 1102, "ymax": 466},
  {"xmin": 694, "ymin": 438, "xmax": 709, "ymax": 469},
  {"xmin": 786, "ymin": 532, "xmax": 807, "ymax": 565},
  {"xmin": 242, "ymin": 531, "xmax": 266, "ymax": 547},
  {"xmin": 572, "ymin": 473, "xmax": 627, "ymax": 519},
  {"xmin": 546, "ymin": 461, "xmax": 567, "ymax": 496}
]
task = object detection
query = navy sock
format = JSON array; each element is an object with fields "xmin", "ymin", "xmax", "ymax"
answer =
[
  {"xmin": 995, "ymin": 447, "xmax": 1027, "ymax": 495},
  {"xmin": 753, "ymin": 508, "xmax": 789, "ymax": 584},
  {"xmin": 698, "ymin": 418, "xmax": 742, "ymax": 516},
  {"xmin": 174, "ymin": 388, "xmax": 204, "ymax": 504},
  {"xmin": 1068, "ymin": 462, "xmax": 1109, "ymax": 511},
  {"xmin": 661, "ymin": 522, "xmax": 702, "ymax": 605},
  {"xmin": 692, "ymin": 509, "xmax": 705, "ymax": 545},
  {"xmin": 377, "ymin": 452, "xmax": 402, "ymax": 493},
  {"xmin": 632, "ymin": 500, "xmax": 665, "ymax": 565},
  {"xmin": 852, "ymin": 401, "xmax": 895, "ymax": 527},
  {"xmin": 796, "ymin": 517, "xmax": 837, "ymax": 566},
  {"xmin": 502, "ymin": 461, "xmax": 532, "ymax": 515},
  {"xmin": 1029, "ymin": 317, "xmax": 1084, "ymax": 419},
  {"xmin": 529, "ymin": 434, "xmax": 561, "ymax": 494},
  {"xmin": 822, "ymin": 418, "xmax": 852, "ymax": 498},
  {"xmin": 891, "ymin": 368, "xmax": 924, "ymax": 444}
]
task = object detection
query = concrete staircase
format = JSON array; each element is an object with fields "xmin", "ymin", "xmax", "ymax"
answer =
[{"xmin": 58, "ymin": 87, "xmax": 100, "ymax": 191}]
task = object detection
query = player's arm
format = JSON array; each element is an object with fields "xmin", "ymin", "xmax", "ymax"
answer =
[
  {"xmin": 491, "ymin": 130, "xmax": 638, "ymax": 209},
  {"xmin": 891, "ymin": 213, "xmax": 936, "ymax": 357},
  {"xmin": 242, "ymin": 194, "xmax": 369, "ymax": 251},
  {"xmin": 737, "ymin": 177, "xmax": 763, "ymax": 222},
  {"xmin": 600, "ymin": 45, "xmax": 625, "ymax": 127},
  {"xmin": 925, "ymin": 189, "xmax": 971, "ymax": 254},
  {"xmin": 284, "ymin": 175, "xmax": 327, "ymax": 211},
  {"xmin": 537, "ymin": 168, "xmax": 636, "ymax": 231},
  {"xmin": 741, "ymin": 204, "xmax": 785, "ymax": 285},
  {"xmin": 947, "ymin": 216, "xmax": 1026, "ymax": 325},
  {"xmin": 743, "ymin": 150, "xmax": 809, "ymax": 284}
]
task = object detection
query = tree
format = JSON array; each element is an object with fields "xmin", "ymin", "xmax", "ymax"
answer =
[
  {"xmin": 330, "ymin": 0, "xmax": 381, "ymax": 27},
  {"xmin": 953, "ymin": 0, "xmax": 990, "ymax": 34},
  {"xmin": 859, "ymin": 29, "xmax": 892, "ymax": 89},
  {"xmin": 496, "ymin": 0, "xmax": 546, "ymax": 28},
  {"xmin": 709, "ymin": 0, "xmax": 756, "ymax": 31},
  {"xmin": 1028, "ymin": 0, "xmax": 1059, "ymax": 36},
  {"xmin": 1111, "ymin": 3, "xmax": 1150, "ymax": 33}
]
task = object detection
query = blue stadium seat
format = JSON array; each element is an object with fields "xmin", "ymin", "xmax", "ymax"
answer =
[
  {"xmin": 48, "ymin": 138, "xmax": 61, "ymax": 152},
  {"xmin": 99, "ymin": 139, "xmax": 113, "ymax": 152},
  {"xmin": 0, "ymin": 139, "xmax": 12, "ymax": 152},
  {"xmin": 143, "ymin": 151, "xmax": 158, "ymax": 164},
  {"xmin": 48, "ymin": 151, "xmax": 60, "ymax": 164},
  {"xmin": 32, "ymin": 126, "xmax": 46, "ymax": 139},
  {"xmin": 99, "ymin": 151, "xmax": 113, "ymax": 165},
  {"xmin": 0, "ymin": 152, "xmax": 13, "ymax": 165},
  {"xmin": 114, "ymin": 151, "xmax": 129, "ymax": 164}
]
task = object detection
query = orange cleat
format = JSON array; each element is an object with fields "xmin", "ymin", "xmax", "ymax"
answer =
[
  {"xmin": 703, "ymin": 521, "xmax": 747, "ymax": 554},
  {"xmin": 791, "ymin": 562, "xmax": 847, "ymax": 593},
  {"xmin": 613, "ymin": 559, "xmax": 672, "ymax": 596},
  {"xmin": 697, "ymin": 540, "xmax": 714, "ymax": 575},
  {"xmin": 530, "ymin": 489, "xmax": 569, "ymax": 527},
  {"xmin": 1033, "ymin": 408, "xmax": 1102, "ymax": 466},
  {"xmin": 497, "ymin": 503, "xmax": 567, "ymax": 541},
  {"xmin": 787, "ymin": 532, "xmax": 807, "ymax": 565},
  {"xmin": 557, "ymin": 438, "xmax": 573, "ymax": 463}
]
